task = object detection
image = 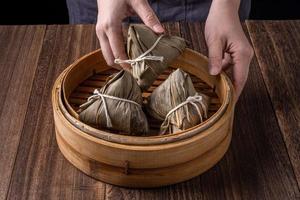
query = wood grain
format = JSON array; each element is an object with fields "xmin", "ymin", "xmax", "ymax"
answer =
[
  {"xmin": 0, "ymin": 22, "xmax": 299, "ymax": 199},
  {"xmin": 246, "ymin": 20, "xmax": 300, "ymax": 190},
  {"xmin": 105, "ymin": 22, "xmax": 300, "ymax": 199},
  {"xmin": 221, "ymin": 23, "xmax": 300, "ymax": 199},
  {"xmin": 6, "ymin": 25, "xmax": 105, "ymax": 200},
  {"xmin": 0, "ymin": 25, "xmax": 45, "ymax": 200}
]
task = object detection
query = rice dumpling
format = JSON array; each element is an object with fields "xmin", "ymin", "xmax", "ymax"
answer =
[
  {"xmin": 115, "ymin": 24, "xmax": 186, "ymax": 90},
  {"xmin": 78, "ymin": 70, "xmax": 149, "ymax": 136},
  {"xmin": 147, "ymin": 68, "xmax": 209, "ymax": 135}
]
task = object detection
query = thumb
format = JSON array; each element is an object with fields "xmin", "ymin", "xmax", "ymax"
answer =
[
  {"xmin": 132, "ymin": 0, "xmax": 164, "ymax": 33},
  {"xmin": 208, "ymin": 40, "xmax": 223, "ymax": 75}
]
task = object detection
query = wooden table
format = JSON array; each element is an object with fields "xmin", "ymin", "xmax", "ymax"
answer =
[{"xmin": 0, "ymin": 21, "xmax": 299, "ymax": 200}]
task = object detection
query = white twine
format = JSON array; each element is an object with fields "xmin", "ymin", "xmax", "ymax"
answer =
[
  {"xmin": 114, "ymin": 34, "xmax": 165, "ymax": 65},
  {"xmin": 165, "ymin": 95, "xmax": 207, "ymax": 122},
  {"xmin": 80, "ymin": 89, "xmax": 141, "ymax": 128}
]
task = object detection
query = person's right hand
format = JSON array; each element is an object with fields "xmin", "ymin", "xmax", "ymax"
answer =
[
  {"xmin": 205, "ymin": 0, "xmax": 254, "ymax": 101},
  {"xmin": 96, "ymin": 0, "xmax": 164, "ymax": 70}
]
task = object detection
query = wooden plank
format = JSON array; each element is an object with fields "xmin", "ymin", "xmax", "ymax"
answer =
[
  {"xmin": 0, "ymin": 25, "xmax": 46, "ymax": 200},
  {"xmin": 246, "ymin": 20, "xmax": 300, "ymax": 190},
  {"xmin": 221, "ymin": 23, "xmax": 300, "ymax": 199},
  {"xmin": 182, "ymin": 22, "xmax": 300, "ymax": 199},
  {"xmin": 221, "ymin": 57, "xmax": 300, "ymax": 199},
  {"xmin": 220, "ymin": 23, "xmax": 300, "ymax": 199},
  {"xmin": 4, "ymin": 22, "xmax": 300, "ymax": 199},
  {"xmin": 6, "ymin": 25, "xmax": 105, "ymax": 200}
]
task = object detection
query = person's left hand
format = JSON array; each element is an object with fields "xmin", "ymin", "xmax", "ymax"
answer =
[{"xmin": 205, "ymin": 0, "xmax": 254, "ymax": 102}]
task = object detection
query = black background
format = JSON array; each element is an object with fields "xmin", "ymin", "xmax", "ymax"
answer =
[{"xmin": 0, "ymin": 0, "xmax": 299, "ymax": 24}]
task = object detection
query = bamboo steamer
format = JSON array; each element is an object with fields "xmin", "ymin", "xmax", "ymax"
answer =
[{"xmin": 52, "ymin": 48, "xmax": 235, "ymax": 188}]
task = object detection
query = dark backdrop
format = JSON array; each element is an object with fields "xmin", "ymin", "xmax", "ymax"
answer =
[{"xmin": 0, "ymin": 0, "xmax": 299, "ymax": 24}]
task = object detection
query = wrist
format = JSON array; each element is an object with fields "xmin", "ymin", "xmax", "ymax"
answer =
[{"xmin": 211, "ymin": 0, "xmax": 240, "ymax": 11}]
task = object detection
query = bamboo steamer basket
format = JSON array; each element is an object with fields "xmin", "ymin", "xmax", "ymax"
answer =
[{"xmin": 52, "ymin": 48, "xmax": 235, "ymax": 188}]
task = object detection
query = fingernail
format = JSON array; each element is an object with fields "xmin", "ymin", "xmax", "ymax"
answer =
[
  {"xmin": 209, "ymin": 67, "xmax": 219, "ymax": 75},
  {"xmin": 153, "ymin": 24, "xmax": 164, "ymax": 33}
]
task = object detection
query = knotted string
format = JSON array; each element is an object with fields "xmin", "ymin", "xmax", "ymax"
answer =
[
  {"xmin": 79, "ymin": 89, "xmax": 141, "ymax": 128},
  {"xmin": 114, "ymin": 34, "xmax": 165, "ymax": 65},
  {"xmin": 165, "ymin": 95, "xmax": 208, "ymax": 123}
]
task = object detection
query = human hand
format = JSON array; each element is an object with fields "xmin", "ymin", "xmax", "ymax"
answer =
[
  {"xmin": 96, "ymin": 0, "xmax": 164, "ymax": 70},
  {"xmin": 205, "ymin": 0, "xmax": 254, "ymax": 101}
]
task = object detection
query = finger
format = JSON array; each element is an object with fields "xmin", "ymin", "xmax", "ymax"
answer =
[
  {"xmin": 231, "ymin": 43, "xmax": 254, "ymax": 101},
  {"xmin": 232, "ymin": 56, "xmax": 251, "ymax": 101},
  {"xmin": 222, "ymin": 53, "xmax": 233, "ymax": 71},
  {"xmin": 208, "ymin": 40, "xmax": 223, "ymax": 75},
  {"xmin": 132, "ymin": 0, "xmax": 164, "ymax": 33},
  {"xmin": 106, "ymin": 24, "xmax": 131, "ymax": 70},
  {"xmin": 97, "ymin": 29, "xmax": 122, "ymax": 70},
  {"xmin": 127, "ymin": 7, "xmax": 136, "ymax": 16}
]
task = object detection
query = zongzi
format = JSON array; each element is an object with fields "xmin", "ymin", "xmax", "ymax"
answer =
[
  {"xmin": 147, "ymin": 68, "xmax": 209, "ymax": 135},
  {"xmin": 115, "ymin": 24, "xmax": 186, "ymax": 90},
  {"xmin": 78, "ymin": 70, "xmax": 149, "ymax": 136}
]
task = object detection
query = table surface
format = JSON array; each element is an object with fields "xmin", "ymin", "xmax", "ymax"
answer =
[{"xmin": 0, "ymin": 21, "xmax": 299, "ymax": 200}]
